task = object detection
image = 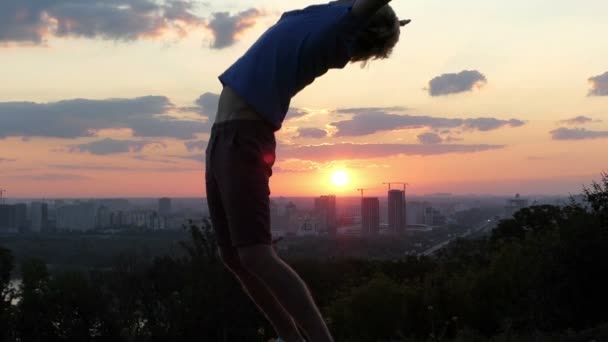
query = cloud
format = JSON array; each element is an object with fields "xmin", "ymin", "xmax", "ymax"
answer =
[
  {"xmin": 550, "ymin": 128, "xmax": 608, "ymax": 141},
  {"xmin": 50, "ymin": 164, "xmax": 131, "ymax": 171},
  {"xmin": 169, "ymin": 153, "xmax": 204, "ymax": 162},
  {"xmin": 184, "ymin": 140, "xmax": 208, "ymax": 151},
  {"xmin": 207, "ymin": 8, "xmax": 261, "ymax": 49},
  {"xmin": 9, "ymin": 173, "xmax": 89, "ymax": 181},
  {"xmin": 464, "ymin": 118, "xmax": 525, "ymax": 131},
  {"xmin": 0, "ymin": 96, "xmax": 208, "ymax": 139},
  {"xmin": 286, "ymin": 108, "xmax": 309, "ymax": 120},
  {"xmin": 417, "ymin": 132, "xmax": 443, "ymax": 145},
  {"xmin": 558, "ymin": 116, "xmax": 596, "ymax": 126},
  {"xmin": 193, "ymin": 92, "xmax": 220, "ymax": 118},
  {"xmin": 588, "ymin": 72, "xmax": 608, "ymax": 96},
  {"xmin": 331, "ymin": 108, "xmax": 524, "ymax": 137},
  {"xmin": 0, "ymin": 158, "xmax": 16, "ymax": 163},
  {"xmin": 68, "ymin": 138, "xmax": 166, "ymax": 155},
  {"xmin": 336, "ymin": 106, "xmax": 407, "ymax": 115},
  {"xmin": 132, "ymin": 155, "xmax": 178, "ymax": 164},
  {"xmin": 296, "ymin": 128, "xmax": 327, "ymax": 139},
  {"xmin": 428, "ymin": 70, "xmax": 487, "ymax": 96},
  {"xmin": 0, "ymin": 0, "xmax": 205, "ymax": 45},
  {"xmin": 279, "ymin": 143, "xmax": 504, "ymax": 162}
]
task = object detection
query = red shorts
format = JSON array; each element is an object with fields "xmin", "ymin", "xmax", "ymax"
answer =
[{"xmin": 205, "ymin": 119, "xmax": 276, "ymax": 248}]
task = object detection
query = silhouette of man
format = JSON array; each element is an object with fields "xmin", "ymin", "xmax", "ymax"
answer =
[{"xmin": 205, "ymin": 0, "xmax": 409, "ymax": 340}]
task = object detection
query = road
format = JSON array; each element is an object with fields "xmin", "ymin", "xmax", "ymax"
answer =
[{"xmin": 420, "ymin": 218, "xmax": 498, "ymax": 256}]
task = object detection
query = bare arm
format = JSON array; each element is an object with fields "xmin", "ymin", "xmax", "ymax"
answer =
[{"xmin": 351, "ymin": 0, "xmax": 392, "ymax": 19}]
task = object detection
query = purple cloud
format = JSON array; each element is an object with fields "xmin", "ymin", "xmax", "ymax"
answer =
[
  {"xmin": 184, "ymin": 140, "xmax": 208, "ymax": 151},
  {"xmin": 0, "ymin": 96, "xmax": 207, "ymax": 139},
  {"xmin": 550, "ymin": 128, "xmax": 608, "ymax": 141},
  {"xmin": 428, "ymin": 70, "xmax": 487, "ymax": 96},
  {"xmin": 207, "ymin": 9, "xmax": 261, "ymax": 49},
  {"xmin": 558, "ymin": 116, "xmax": 597, "ymax": 126},
  {"xmin": 417, "ymin": 132, "xmax": 443, "ymax": 145},
  {"xmin": 0, "ymin": 0, "xmax": 205, "ymax": 44},
  {"xmin": 296, "ymin": 128, "xmax": 327, "ymax": 139},
  {"xmin": 68, "ymin": 138, "xmax": 166, "ymax": 155},
  {"xmin": 279, "ymin": 143, "xmax": 504, "ymax": 162},
  {"xmin": 331, "ymin": 108, "xmax": 525, "ymax": 137},
  {"xmin": 588, "ymin": 72, "xmax": 608, "ymax": 96}
]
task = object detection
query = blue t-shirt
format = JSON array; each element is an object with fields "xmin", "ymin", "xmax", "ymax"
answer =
[{"xmin": 218, "ymin": 1, "xmax": 369, "ymax": 131}]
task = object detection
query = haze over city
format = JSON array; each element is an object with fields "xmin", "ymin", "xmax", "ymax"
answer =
[{"xmin": 1, "ymin": 0, "xmax": 608, "ymax": 198}]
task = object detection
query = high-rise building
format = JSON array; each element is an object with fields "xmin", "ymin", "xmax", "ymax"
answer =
[
  {"xmin": 314, "ymin": 195, "xmax": 337, "ymax": 236},
  {"xmin": 29, "ymin": 202, "xmax": 48, "ymax": 232},
  {"xmin": 56, "ymin": 201, "xmax": 96, "ymax": 231},
  {"xmin": 388, "ymin": 189, "xmax": 406, "ymax": 234},
  {"xmin": 0, "ymin": 205, "xmax": 15, "ymax": 232},
  {"xmin": 13, "ymin": 204, "xmax": 27, "ymax": 231},
  {"xmin": 361, "ymin": 197, "xmax": 380, "ymax": 236},
  {"xmin": 96, "ymin": 205, "xmax": 111, "ymax": 229},
  {"xmin": 159, "ymin": 198, "xmax": 172, "ymax": 217},
  {"xmin": 407, "ymin": 201, "xmax": 428, "ymax": 225},
  {"xmin": 423, "ymin": 206, "xmax": 446, "ymax": 226},
  {"xmin": 285, "ymin": 202, "xmax": 298, "ymax": 236}
]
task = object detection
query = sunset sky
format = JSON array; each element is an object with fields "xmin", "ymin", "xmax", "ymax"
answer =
[{"xmin": 1, "ymin": 0, "xmax": 607, "ymax": 198}]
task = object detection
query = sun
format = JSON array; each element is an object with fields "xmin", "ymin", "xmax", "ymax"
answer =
[{"xmin": 331, "ymin": 170, "xmax": 349, "ymax": 187}]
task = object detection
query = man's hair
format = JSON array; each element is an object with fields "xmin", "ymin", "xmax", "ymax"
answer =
[{"xmin": 336, "ymin": 0, "xmax": 402, "ymax": 65}]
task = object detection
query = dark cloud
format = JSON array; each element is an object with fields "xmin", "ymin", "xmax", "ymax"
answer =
[
  {"xmin": 296, "ymin": 128, "xmax": 327, "ymax": 139},
  {"xmin": 550, "ymin": 128, "xmax": 608, "ymax": 141},
  {"xmin": 68, "ymin": 138, "xmax": 166, "ymax": 155},
  {"xmin": 0, "ymin": 0, "xmax": 205, "ymax": 44},
  {"xmin": 0, "ymin": 96, "xmax": 207, "ymax": 139},
  {"xmin": 331, "ymin": 108, "xmax": 524, "ymax": 137},
  {"xmin": 417, "ymin": 132, "xmax": 443, "ymax": 145},
  {"xmin": 464, "ymin": 118, "xmax": 525, "ymax": 131},
  {"xmin": 0, "ymin": 158, "xmax": 16, "ymax": 163},
  {"xmin": 588, "ymin": 72, "xmax": 608, "ymax": 96},
  {"xmin": 286, "ymin": 108, "xmax": 308, "ymax": 120},
  {"xmin": 194, "ymin": 92, "xmax": 219, "ymax": 118},
  {"xmin": 279, "ymin": 143, "xmax": 504, "ymax": 162},
  {"xmin": 558, "ymin": 116, "xmax": 597, "ymax": 126},
  {"xmin": 184, "ymin": 140, "xmax": 208, "ymax": 151},
  {"xmin": 207, "ymin": 8, "xmax": 261, "ymax": 49},
  {"xmin": 428, "ymin": 70, "xmax": 487, "ymax": 96}
]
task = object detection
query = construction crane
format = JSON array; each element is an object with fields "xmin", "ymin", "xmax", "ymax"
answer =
[
  {"xmin": 383, "ymin": 182, "xmax": 409, "ymax": 192},
  {"xmin": 0, "ymin": 189, "xmax": 5, "ymax": 204},
  {"xmin": 356, "ymin": 188, "xmax": 373, "ymax": 198}
]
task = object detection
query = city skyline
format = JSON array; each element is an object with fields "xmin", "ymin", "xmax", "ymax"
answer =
[{"xmin": 1, "ymin": 0, "xmax": 607, "ymax": 197}]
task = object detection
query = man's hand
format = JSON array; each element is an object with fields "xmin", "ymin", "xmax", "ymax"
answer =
[{"xmin": 351, "ymin": 0, "xmax": 392, "ymax": 19}]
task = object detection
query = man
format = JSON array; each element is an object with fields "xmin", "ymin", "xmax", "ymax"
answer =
[{"xmin": 205, "ymin": 0, "xmax": 409, "ymax": 340}]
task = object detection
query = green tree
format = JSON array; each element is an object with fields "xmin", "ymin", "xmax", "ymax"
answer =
[{"xmin": 0, "ymin": 246, "xmax": 15, "ymax": 341}]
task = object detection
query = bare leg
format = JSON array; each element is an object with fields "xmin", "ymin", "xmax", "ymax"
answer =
[
  {"xmin": 219, "ymin": 247, "xmax": 303, "ymax": 342},
  {"xmin": 238, "ymin": 244, "xmax": 334, "ymax": 342}
]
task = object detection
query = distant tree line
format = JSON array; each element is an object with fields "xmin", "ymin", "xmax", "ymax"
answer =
[{"xmin": 1, "ymin": 173, "xmax": 608, "ymax": 341}]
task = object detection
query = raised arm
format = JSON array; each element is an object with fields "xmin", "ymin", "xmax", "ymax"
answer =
[{"xmin": 351, "ymin": 0, "xmax": 392, "ymax": 19}]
